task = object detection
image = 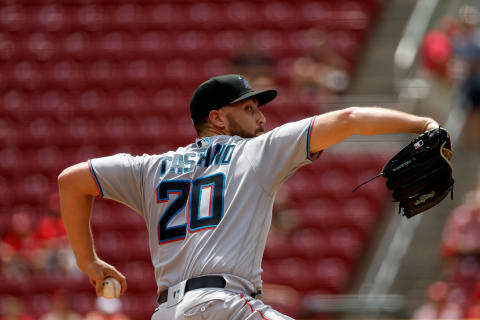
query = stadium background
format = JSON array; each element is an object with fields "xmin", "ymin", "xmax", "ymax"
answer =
[{"xmin": 1, "ymin": 0, "xmax": 480, "ymax": 319}]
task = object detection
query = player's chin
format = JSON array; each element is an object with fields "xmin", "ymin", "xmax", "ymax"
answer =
[{"xmin": 255, "ymin": 128, "xmax": 265, "ymax": 137}]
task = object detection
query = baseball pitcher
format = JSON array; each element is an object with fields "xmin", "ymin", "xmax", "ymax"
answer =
[{"xmin": 58, "ymin": 74, "xmax": 440, "ymax": 319}]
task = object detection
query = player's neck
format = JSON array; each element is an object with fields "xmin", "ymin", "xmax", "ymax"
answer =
[{"xmin": 199, "ymin": 127, "xmax": 229, "ymax": 138}]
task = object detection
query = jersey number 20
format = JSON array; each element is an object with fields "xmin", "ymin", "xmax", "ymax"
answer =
[{"xmin": 156, "ymin": 173, "xmax": 225, "ymax": 244}]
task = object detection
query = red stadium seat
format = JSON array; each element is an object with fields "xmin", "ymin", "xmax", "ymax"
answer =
[
  {"xmin": 299, "ymin": 2, "xmax": 334, "ymax": 26},
  {"xmin": 0, "ymin": 271, "xmax": 31, "ymax": 295},
  {"xmin": 53, "ymin": 118, "xmax": 90, "ymax": 147},
  {"xmin": 95, "ymin": 231, "xmax": 130, "ymax": 262},
  {"xmin": 113, "ymin": 88, "xmax": 150, "ymax": 115},
  {"xmin": 0, "ymin": 33, "xmax": 16, "ymax": 60},
  {"xmin": 45, "ymin": 60, "xmax": 85, "ymax": 90},
  {"xmin": 99, "ymin": 32, "xmax": 131, "ymax": 59},
  {"xmin": 61, "ymin": 32, "xmax": 96, "ymax": 59},
  {"xmin": 65, "ymin": 273, "xmax": 91, "ymax": 292},
  {"xmin": 162, "ymin": 59, "xmax": 191, "ymax": 84},
  {"xmin": 312, "ymin": 258, "xmax": 350, "ymax": 293},
  {"xmin": 0, "ymin": 147, "xmax": 23, "ymax": 175},
  {"xmin": 66, "ymin": 145, "xmax": 104, "ymax": 165},
  {"xmin": 352, "ymin": 169, "xmax": 390, "ymax": 206},
  {"xmin": 13, "ymin": 174, "xmax": 52, "ymax": 204},
  {"xmin": 213, "ymin": 29, "xmax": 247, "ymax": 56},
  {"xmin": 224, "ymin": 2, "xmax": 259, "ymax": 29},
  {"xmin": 317, "ymin": 168, "xmax": 355, "ymax": 198},
  {"xmin": 334, "ymin": 1, "xmax": 371, "ymax": 31},
  {"xmin": 274, "ymin": 258, "xmax": 315, "ymax": 291},
  {"xmin": 100, "ymin": 116, "xmax": 135, "ymax": 144},
  {"xmin": 201, "ymin": 58, "xmax": 229, "ymax": 79},
  {"xmin": 262, "ymin": 260, "xmax": 280, "ymax": 284},
  {"xmin": 316, "ymin": 152, "xmax": 350, "ymax": 173},
  {"xmin": 251, "ymin": 30, "xmax": 286, "ymax": 58},
  {"xmin": 71, "ymin": 89, "xmax": 107, "ymax": 117},
  {"xmin": 298, "ymin": 198, "xmax": 343, "ymax": 230},
  {"xmin": 27, "ymin": 293, "xmax": 52, "ymax": 316},
  {"xmin": 327, "ymin": 228, "xmax": 365, "ymax": 268},
  {"xmin": 183, "ymin": 3, "xmax": 225, "ymax": 30},
  {"xmin": 264, "ymin": 231, "xmax": 295, "ymax": 260},
  {"xmin": 173, "ymin": 30, "xmax": 212, "ymax": 57},
  {"xmin": 71, "ymin": 293, "xmax": 96, "ymax": 315},
  {"xmin": 130, "ymin": 115, "xmax": 171, "ymax": 145},
  {"xmin": 28, "ymin": 146, "xmax": 65, "ymax": 175},
  {"xmin": 0, "ymin": 5, "xmax": 26, "ymax": 32},
  {"xmin": 147, "ymin": 3, "xmax": 184, "ymax": 30},
  {"xmin": 273, "ymin": 57, "xmax": 296, "ymax": 86},
  {"xmin": 341, "ymin": 196, "xmax": 379, "ymax": 234},
  {"xmin": 0, "ymin": 118, "xmax": 18, "ymax": 147},
  {"xmin": 136, "ymin": 31, "xmax": 173, "ymax": 59},
  {"xmin": 94, "ymin": 205, "xmax": 145, "ymax": 232},
  {"xmin": 73, "ymin": 5, "xmax": 107, "ymax": 32},
  {"xmin": 33, "ymin": 4, "xmax": 66, "ymax": 33},
  {"xmin": 110, "ymin": 4, "xmax": 142, "ymax": 31},
  {"xmin": 290, "ymin": 228, "xmax": 330, "ymax": 260},
  {"xmin": 24, "ymin": 32, "xmax": 56, "ymax": 61},
  {"xmin": 23, "ymin": 117, "xmax": 58, "ymax": 146},
  {"xmin": 121, "ymin": 261, "xmax": 156, "ymax": 292},
  {"xmin": 30, "ymin": 271, "xmax": 69, "ymax": 294},
  {"xmin": 12, "ymin": 60, "xmax": 42, "ymax": 90},
  {"xmin": 328, "ymin": 30, "xmax": 360, "ymax": 62},
  {"xmin": 260, "ymin": 2, "xmax": 299, "ymax": 29},
  {"xmin": 121, "ymin": 293, "xmax": 158, "ymax": 319},
  {"xmin": 91, "ymin": 204, "xmax": 116, "ymax": 233},
  {"xmin": 150, "ymin": 88, "xmax": 182, "ymax": 118}
]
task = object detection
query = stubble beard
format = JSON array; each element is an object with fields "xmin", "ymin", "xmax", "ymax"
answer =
[{"xmin": 226, "ymin": 113, "xmax": 264, "ymax": 138}]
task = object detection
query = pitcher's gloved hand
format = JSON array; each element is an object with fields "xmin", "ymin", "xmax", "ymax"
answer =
[{"xmin": 382, "ymin": 127, "xmax": 454, "ymax": 218}]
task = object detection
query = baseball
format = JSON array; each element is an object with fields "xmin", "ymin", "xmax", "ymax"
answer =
[{"xmin": 102, "ymin": 277, "xmax": 121, "ymax": 299}]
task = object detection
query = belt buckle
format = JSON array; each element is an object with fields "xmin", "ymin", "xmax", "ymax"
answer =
[{"xmin": 167, "ymin": 279, "xmax": 187, "ymax": 308}]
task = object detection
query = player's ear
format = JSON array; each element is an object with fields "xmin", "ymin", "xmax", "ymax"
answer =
[{"xmin": 208, "ymin": 110, "xmax": 227, "ymax": 129}]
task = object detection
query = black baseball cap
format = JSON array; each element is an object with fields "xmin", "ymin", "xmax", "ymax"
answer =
[{"xmin": 190, "ymin": 74, "xmax": 277, "ymax": 125}]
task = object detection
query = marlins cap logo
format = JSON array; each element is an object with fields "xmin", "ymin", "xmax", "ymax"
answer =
[{"xmin": 238, "ymin": 75, "xmax": 250, "ymax": 89}]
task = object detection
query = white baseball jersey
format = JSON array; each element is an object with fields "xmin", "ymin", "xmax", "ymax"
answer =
[{"xmin": 88, "ymin": 117, "xmax": 318, "ymax": 295}]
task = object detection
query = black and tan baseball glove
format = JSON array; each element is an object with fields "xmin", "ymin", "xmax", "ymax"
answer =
[{"xmin": 354, "ymin": 127, "xmax": 454, "ymax": 218}]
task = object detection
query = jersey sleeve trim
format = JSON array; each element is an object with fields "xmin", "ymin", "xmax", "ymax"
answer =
[
  {"xmin": 306, "ymin": 115, "xmax": 317, "ymax": 162},
  {"xmin": 88, "ymin": 159, "xmax": 104, "ymax": 198}
]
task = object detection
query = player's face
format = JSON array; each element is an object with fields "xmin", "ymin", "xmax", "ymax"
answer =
[{"xmin": 222, "ymin": 98, "xmax": 266, "ymax": 138}]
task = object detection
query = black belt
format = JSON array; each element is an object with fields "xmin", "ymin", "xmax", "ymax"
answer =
[
  {"xmin": 158, "ymin": 275, "xmax": 226, "ymax": 304},
  {"xmin": 158, "ymin": 275, "xmax": 258, "ymax": 304}
]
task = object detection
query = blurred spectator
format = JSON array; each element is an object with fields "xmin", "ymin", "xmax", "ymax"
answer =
[
  {"xmin": 35, "ymin": 192, "xmax": 66, "ymax": 246},
  {"xmin": 0, "ymin": 296, "xmax": 34, "ymax": 320},
  {"xmin": 421, "ymin": 17, "xmax": 459, "ymax": 80},
  {"xmin": 465, "ymin": 283, "xmax": 480, "ymax": 318},
  {"xmin": 230, "ymin": 36, "xmax": 274, "ymax": 84},
  {"xmin": 418, "ymin": 16, "xmax": 461, "ymax": 123},
  {"xmin": 451, "ymin": 6, "xmax": 480, "ymax": 147},
  {"xmin": 442, "ymin": 187, "xmax": 480, "ymax": 295},
  {"xmin": 442, "ymin": 190, "xmax": 480, "ymax": 260},
  {"xmin": 39, "ymin": 290, "xmax": 82, "ymax": 320},
  {"xmin": 0, "ymin": 196, "xmax": 77, "ymax": 279},
  {"xmin": 34, "ymin": 192, "xmax": 73, "ymax": 273},
  {"xmin": 0, "ymin": 209, "xmax": 39, "ymax": 275},
  {"xmin": 413, "ymin": 281, "xmax": 463, "ymax": 320},
  {"xmin": 1, "ymin": 209, "xmax": 37, "ymax": 253},
  {"xmin": 291, "ymin": 28, "xmax": 350, "ymax": 97}
]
